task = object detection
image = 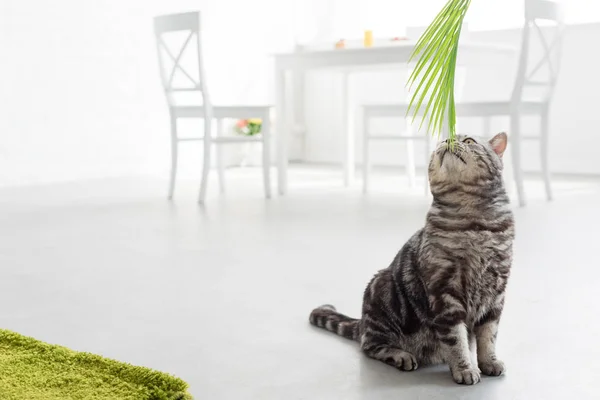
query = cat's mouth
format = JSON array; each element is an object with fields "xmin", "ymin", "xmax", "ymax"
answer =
[{"xmin": 441, "ymin": 149, "xmax": 467, "ymax": 165}]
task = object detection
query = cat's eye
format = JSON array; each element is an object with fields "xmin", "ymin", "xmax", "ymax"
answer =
[{"xmin": 463, "ymin": 138, "xmax": 476, "ymax": 145}]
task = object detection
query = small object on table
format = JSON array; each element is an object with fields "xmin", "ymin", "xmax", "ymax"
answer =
[
  {"xmin": 335, "ymin": 39, "xmax": 346, "ymax": 49},
  {"xmin": 235, "ymin": 119, "xmax": 262, "ymax": 136},
  {"xmin": 363, "ymin": 30, "xmax": 373, "ymax": 47},
  {"xmin": 391, "ymin": 36, "xmax": 408, "ymax": 42}
]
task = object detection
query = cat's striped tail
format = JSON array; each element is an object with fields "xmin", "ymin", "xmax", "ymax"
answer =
[{"xmin": 309, "ymin": 305, "xmax": 360, "ymax": 341}]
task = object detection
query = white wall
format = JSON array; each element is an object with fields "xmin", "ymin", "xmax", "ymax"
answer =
[
  {"xmin": 301, "ymin": 23, "xmax": 600, "ymax": 175},
  {"xmin": 0, "ymin": 0, "xmax": 293, "ymax": 187}
]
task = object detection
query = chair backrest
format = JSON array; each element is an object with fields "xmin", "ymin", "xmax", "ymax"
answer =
[
  {"xmin": 512, "ymin": 0, "xmax": 564, "ymax": 105},
  {"xmin": 154, "ymin": 12, "xmax": 211, "ymax": 110}
]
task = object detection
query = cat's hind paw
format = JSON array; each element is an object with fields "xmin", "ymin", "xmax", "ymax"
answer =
[{"xmin": 382, "ymin": 350, "xmax": 419, "ymax": 371}]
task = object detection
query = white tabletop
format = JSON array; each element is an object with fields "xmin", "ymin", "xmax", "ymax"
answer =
[{"xmin": 273, "ymin": 41, "xmax": 517, "ymax": 70}]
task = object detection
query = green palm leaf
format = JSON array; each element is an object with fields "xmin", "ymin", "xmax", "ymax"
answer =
[{"xmin": 407, "ymin": 0, "xmax": 472, "ymax": 144}]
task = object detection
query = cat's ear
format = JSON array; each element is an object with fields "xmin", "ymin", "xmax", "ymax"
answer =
[{"xmin": 489, "ymin": 132, "xmax": 508, "ymax": 157}]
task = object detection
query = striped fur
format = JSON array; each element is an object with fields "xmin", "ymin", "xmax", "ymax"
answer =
[
  {"xmin": 309, "ymin": 133, "xmax": 514, "ymax": 385},
  {"xmin": 309, "ymin": 305, "xmax": 360, "ymax": 341}
]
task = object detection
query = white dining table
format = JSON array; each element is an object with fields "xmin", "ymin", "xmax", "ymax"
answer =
[{"xmin": 273, "ymin": 41, "xmax": 517, "ymax": 195}]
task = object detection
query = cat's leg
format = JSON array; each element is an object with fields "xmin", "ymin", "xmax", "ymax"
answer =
[
  {"xmin": 475, "ymin": 306, "xmax": 505, "ymax": 376},
  {"xmin": 359, "ymin": 271, "xmax": 419, "ymax": 371},
  {"xmin": 469, "ymin": 331, "xmax": 480, "ymax": 372},
  {"xmin": 432, "ymin": 296, "xmax": 480, "ymax": 385},
  {"xmin": 360, "ymin": 324, "xmax": 418, "ymax": 371}
]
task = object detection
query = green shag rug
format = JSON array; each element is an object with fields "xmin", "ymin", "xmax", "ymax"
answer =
[{"xmin": 0, "ymin": 329, "xmax": 193, "ymax": 400}]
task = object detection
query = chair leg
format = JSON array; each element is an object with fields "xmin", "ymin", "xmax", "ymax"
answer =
[
  {"xmin": 168, "ymin": 114, "xmax": 178, "ymax": 200},
  {"xmin": 198, "ymin": 117, "xmax": 212, "ymax": 204},
  {"xmin": 261, "ymin": 112, "xmax": 272, "ymax": 199},
  {"xmin": 216, "ymin": 118, "xmax": 226, "ymax": 194},
  {"xmin": 510, "ymin": 113, "xmax": 526, "ymax": 207},
  {"xmin": 405, "ymin": 118, "xmax": 416, "ymax": 188},
  {"xmin": 362, "ymin": 108, "xmax": 370, "ymax": 194},
  {"xmin": 441, "ymin": 119, "xmax": 449, "ymax": 141},
  {"xmin": 540, "ymin": 110, "xmax": 553, "ymax": 201},
  {"xmin": 483, "ymin": 116, "xmax": 491, "ymax": 136}
]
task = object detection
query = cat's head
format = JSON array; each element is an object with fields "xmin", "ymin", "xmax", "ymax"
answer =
[{"xmin": 428, "ymin": 132, "xmax": 508, "ymax": 191}]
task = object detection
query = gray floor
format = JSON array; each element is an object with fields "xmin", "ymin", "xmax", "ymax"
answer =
[{"xmin": 1, "ymin": 167, "xmax": 599, "ymax": 399}]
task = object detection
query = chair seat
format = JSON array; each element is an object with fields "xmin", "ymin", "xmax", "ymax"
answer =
[
  {"xmin": 362, "ymin": 100, "xmax": 546, "ymax": 118},
  {"xmin": 172, "ymin": 105, "xmax": 272, "ymax": 119},
  {"xmin": 362, "ymin": 104, "xmax": 411, "ymax": 117},
  {"xmin": 213, "ymin": 135, "xmax": 263, "ymax": 143},
  {"xmin": 177, "ymin": 135, "xmax": 263, "ymax": 143},
  {"xmin": 455, "ymin": 100, "xmax": 546, "ymax": 116}
]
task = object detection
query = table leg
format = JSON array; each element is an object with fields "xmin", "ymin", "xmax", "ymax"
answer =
[
  {"xmin": 292, "ymin": 67, "xmax": 306, "ymax": 159},
  {"xmin": 275, "ymin": 65, "xmax": 287, "ymax": 195},
  {"xmin": 403, "ymin": 70, "xmax": 416, "ymax": 189},
  {"xmin": 341, "ymin": 71, "xmax": 355, "ymax": 187},
  {"xmin": 405, "ymin": 118, "xmax": 416, "ymax": 188}
]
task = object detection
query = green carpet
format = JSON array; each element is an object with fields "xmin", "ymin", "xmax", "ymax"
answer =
[{"xmin": 0, "ymin": 329, "xmax": 193, "ymax": 400}]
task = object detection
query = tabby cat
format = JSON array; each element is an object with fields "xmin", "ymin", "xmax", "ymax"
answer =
[{"xmin": 309, "ymin": 132, "xmax": 514, "ymax": 385}]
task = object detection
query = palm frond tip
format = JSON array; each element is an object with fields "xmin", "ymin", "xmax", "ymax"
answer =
[{"xmin": 407, "ymin": 0, "xmax": 472, "ymax": 144}]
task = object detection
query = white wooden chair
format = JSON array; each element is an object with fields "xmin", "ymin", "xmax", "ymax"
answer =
[
  {"xmin": 154, "ymin": 12, "xmax": 272, "ymax": 204},
  {"xmin": 361, "ymin": 0, "xmax": 564, "ymax": 206}
]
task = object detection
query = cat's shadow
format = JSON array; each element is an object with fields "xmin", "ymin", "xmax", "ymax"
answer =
[
  {"xmin": 310, "ymin": 327, "xmax": 454, "ymax": 390},
  {"xmin": 357, "ymin": 356, "xmax": 507, "ymax": 399},
  {"xmin": 309, "ymin": 327, "xmax": 505, "ymax": 396},
  {"xmin": 358, "ymin": 355, "xmax": 454, "ymax": 389}
]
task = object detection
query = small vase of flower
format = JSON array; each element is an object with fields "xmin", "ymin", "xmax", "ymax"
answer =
[
  {"xmin": 235, "ymin": 118, "xmax": 262, "ymax": 136},
  {"xmin": 234, "ymin": 119, "xmax": 262, "ymax": 167}
]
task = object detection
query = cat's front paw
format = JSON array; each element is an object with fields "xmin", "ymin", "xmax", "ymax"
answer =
[
  {"xmin": 479, "ymin": 359, "xmax": 505, "ymax": 376},
  {"xmin": 451, "ymin": 367, "xmax": 481, "ymax": 385}
]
